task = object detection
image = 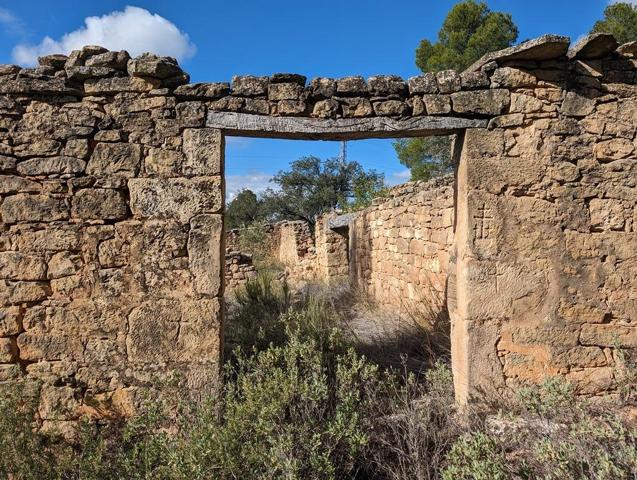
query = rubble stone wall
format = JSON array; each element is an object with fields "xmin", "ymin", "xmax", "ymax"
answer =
[
  {"xmin": 0, "ymin": 49, "xmax": 224, "ymax": 429},
  {"xmin": 0, "ymin": 33, "xmax": 634, "ymax": 418},
  {"xmin": 349, "ymin": 176, "xmax": 454, "ymax": 314}
]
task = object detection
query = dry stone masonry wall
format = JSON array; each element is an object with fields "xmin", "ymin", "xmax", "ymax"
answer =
[
  {"xmin": 0, "ymin": 33, "xmax": 634, "ymax": 421},
  {"xmin": 349, "ymin": 176, "xmax": 454, "ymax": 315}
]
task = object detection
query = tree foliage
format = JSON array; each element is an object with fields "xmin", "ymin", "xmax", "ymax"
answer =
[
  {"xmin": 260, "ymin": 156, "xmax": 385, "ymax": 226},
  {"xmin": 226, "ymin": 189, "xmax": 263, "ymax": 229},
  {"xmin": 591, "ymin": 2, "xmax": 637, "ymax": 44},
  {"xmin": 416, "ymin": 0, "xmax": 518, "ymax": 73},
  {"xmin": 397, "ymin": 1, "xmax": 518, "ymax": 182}
]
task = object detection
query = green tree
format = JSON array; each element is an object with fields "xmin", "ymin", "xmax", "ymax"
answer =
[
  {"xmin": 226, "ymin": 189, "xmax": 263, "ymax": 229},
  {"xmin": 591, "ymin": 2, "xmax": 637, "ymax": 44},
  {"xmin": 396, "ymin": 0, "xmax": 518, "ymax": 181},
  {"xmin": 260, "ymin": 156, "xmax": 385, "ymax": 226}
]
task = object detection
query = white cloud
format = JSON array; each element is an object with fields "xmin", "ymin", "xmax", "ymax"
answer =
[
  {"xmin": 388, "ymin": 169, "xmax": 411, "ymax": 185},
  {"xmin": 0, "ymin": 7, "xmax": 25, "ymax": 36},
  {"xmin": 226, "ymin": 172, "xmax": 275, "ymax": 201},
  {"xmin": 12, "ymin": 6, "xmax": 196, "ymax": 66}
]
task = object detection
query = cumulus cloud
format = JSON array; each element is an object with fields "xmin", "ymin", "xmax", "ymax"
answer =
[
  {"xmin": 12, "ymin": 6, "xmax": 196, "ymax": 66},
  {"xmin": 226, "ymin": 172, "xmax": 275, "ymax": 201}
]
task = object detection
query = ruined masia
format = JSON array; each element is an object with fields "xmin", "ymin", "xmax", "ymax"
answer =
[{"xmin": 0, "ymin": 33, "xmax": 635, "ymax": 428}]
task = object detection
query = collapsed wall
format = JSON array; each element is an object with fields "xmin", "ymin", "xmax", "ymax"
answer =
[{"xmin": 349, "ymin": 175, "xmax": 454, "ymax": 314}]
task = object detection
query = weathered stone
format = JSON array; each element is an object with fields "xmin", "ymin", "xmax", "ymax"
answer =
[
  {"xmin": 368, "ymin": 75, "xmax": 407, "ymax": 96},
  {"xmin": 568, "ymin": 33, "xmax": 619, "ymax": 60},
  {"xmin": 580, "ymin": 324, "xmax": 637, "ymax": 348},
  {"xmin": 268, "ymin": 82, "xmax": 302, "ymax": 101},
  {"xmin": 231, "ymin": 75, "xmax": 268, "ymax": 96},
  {"xmin": 561, "ymin": 91, "xmax": 595, "ymax": 117},
  {"xmin": 336, "ymin": 76, "xmax": 367, "ymax": 96},
  {"xmin": 373, "ymin": 100, "xmax": 408, "ymax": 116},
  {"xmin": 617, "ymin": 41, "xmax": 637, "ymax": 58},
  {"xmin": 84, "ymin": 77, "xmax": 160, "ymax": 94},
  {"xmin": 243, "ymin": 98, "xmax": 270, "ymax": 114},
  {"xmin": 510, "ymin": 93, "xmax": 544, "ymax": 113},
  {"xmin": 64, "ymin": 139, "xmax": 90, "ymax": 159},
  {"xmin": 0, "ymin": 280, "xmax": 49, "ymax": 304},
  {"xmin": 188, "ymin": 214, "xmax": 223, "ymax": 296},
  {"xmin": 460, "ymin": 71, "xmax": 489, "ymax": 89},
  {"xmin": 452, "ymin": 89, "xmax": 510, "ymax": 115},
  {"xmin": 589, "ymin": 198, "xmax": 625, "ymax": 231},
  {"xmin": 0, "ymin": 338, "xmax": 16, "ymax": 363},
  {"xmin": 312, "ymin": 99, "xmax": 340, "ymax": 118},
  {"xmin": 0, "ymin": 156, "xmax": 15, "ymax": 172},
  {"xmin": 127, "ymin": 53, "xmax": 183, "ymax": 79},
  {"xmin": 86, "ymin": 143, "xmax": 141, "ymax": 177},
  {"xmin": 309, "ymin": 77, "xmax": 336, "ymax": 99},
  {"xmin": 94, "ymin": 130, "xmax": 126, "ymax": 142},
  {"xmin": 174, "ymin": 82, "xmax": 229, "ymax": 99},
  {"xmin": 176, "ymin": 101, "xmax": 206, "ymax": 127},
  {"xmin": 340, "ymin": 97, "xmax": 373, "ymax": 117},
  {"xmin": 129, "ymin": 177, "xmax": 222, "ymax": 223},
  {"xmin": 277, "ymin": 100, "xmax": 306, "ymax": 115},
  {"xmin": 38, "ymin": 54, "xmax": 68, "ymax": 69},
  {"xmin": 71, "ymin": 189, "xmax": 128, "ymax": 220},
  {"xmin": 0, "ymin": 252, "xmax": 46, "ymax": 281},
  {"xmin": 182, "ymin": 128, "xmax": 222, "ymax": 176},
  {"xmin": 1, "ymin": 194, "xmax": 68, "ymax": 223},
  {"xmin": 0, "ymin": 175, "xmax": 40, "ymax": 194},
  {"xmin": 593, "ymin": 138, "xmax": 634, "ymax": 162},
  {"xmin": 465, "ymin": 34, "xmax": 570, "ymax": 72},
  {"xmin": 491, "ymin": 67, "xmax": 537, "ymax": 88},
  {"xmin": 488, "ymin": 113, "xmax": 524, "ymax": 129},
  {"xmin": 85, "ymin": 50, "xmax": 130, "ymax": 70},
  {"xmin": 0, "ymin": 307, "xmax": 21, "ymax": 336},
  {"xmin": 436, "ymin": 70, "xmax": 461, "ymax": 93},
  {"xmin": 271, "ymin": 73, "xmax": 306, "ymax": 85},
  {"xmin": 407, "ymin": 73, "xmax": 438, "ymax": 95},
  {"xmin": 145, "ymin": 147, "xmax": 183, "ymax": 176},
  {"xmin": 47, "ymin": 252, "xmax": 82, "ymax": 279},
  {"xmin": 422, "ymin": 94, "xmax": 451, "ymax": 115},
  {"xmin": 17, "ymin": 157, "xmax": 86, "ymax": 176},
  {"xmin": 65, "ymin": 66, "xmax": 117, "ymax": 82},
  {"xmin": 14, "ymin": 140, "xmax": 61, "ymax": 158}
]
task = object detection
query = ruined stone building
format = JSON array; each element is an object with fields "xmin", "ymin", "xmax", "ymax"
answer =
[{"xmin": 0, "ymin": 33, "xmax": 635, "ymax": 428}]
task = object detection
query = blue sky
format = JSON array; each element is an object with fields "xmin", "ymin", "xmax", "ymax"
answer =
[{"xmin": 0, "ymin": 0, "xmax": 624, "ymax": 198}]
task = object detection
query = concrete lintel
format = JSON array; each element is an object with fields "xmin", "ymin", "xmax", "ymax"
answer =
[{"xmin": 206, "ymin": 112, "xmax": 488, "ymax": 140}]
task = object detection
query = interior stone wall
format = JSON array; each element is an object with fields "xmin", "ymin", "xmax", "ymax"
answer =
[{"xmin": 349, "ymin": 176, "xmax": 454, "ymax": 316}]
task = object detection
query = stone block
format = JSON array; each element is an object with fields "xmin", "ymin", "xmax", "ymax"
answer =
[
  {"xmin": 561, "ymin": 91, "xmax": 596, "ymax": 117},
  {"xmin": 373, "ymin": 100, "xmax": 408, "ymax": 116},
  {"xmin": 0, "ymin": 280, "xmax": 49, "ymax": 304},
  {"xmin": 407, "ymin": 73, "xmax": 438, "ymax": 94},
  {"xmin": 0, "ymin": 252, "xmax": 46, "ymax": 281},
  {"xmin": 436, "ymin": 70, "xmax": 461, "ymax": 93},
  {"xmin": 188, "ymin": 214, "xmax": 223, "ymax": 297},
  {"xmin": 590, "ymin": 199, "xmax": 625, "ymax": 231},
  {"xmin": 231, "ymin": 75, "xmax": 268, "ymax": 96},
  {"xmin": 84, "ymin": 77, "xmax": 160, "ymax": 94},
  {"xmin": 182, "ymin": 128, "xmax": 222, "ymax": 176},
  {"xmin": 593, "ymin": 139, "xmax": 634, "ymax": 162},
  {"xmin": 277, "ymin": 100, "xmax": 306, "ymax": 115},
  {"xmin": 0, "ymin": 307, "xmax": 21, "ymax": 336},
  {"xmin": 336, "ymin": 76, "xmax": 367, "ymax": 96},
  {"xmin": 367, "ymin": 75, "xmax": 407, "ymax": 96},
  {"xmin": 1, "ymin": 194, "xmax": 69, "ymax": 224},
  {"xmin": 47, "ymin": 252, "xmax": 82, "ymax": 279},
  {"xmin": 176, "ymin": 101, "xmax": 206, "ymax": 127},
  {"xmin": 309, "ymin": 77, "xmax": 336, "ymax": 99},
  {"xmin": 87, "ymin": 143, "xmax": 142, "ymax": 177},
  {"xmin": 0, "ymin": 338, "xmax": 16, "ymax": 363},
  {"xmin": 340, "ymin": 97, "xmax": 373, "ymax": 117},
  {"xmin": 312, "ymin": 99, "xmax": 339, "ymax": 118},
  {"xmin": 422, "ymin": 94, "xmax": 451, "ymax": 115},
  {"xmin": 129, "ymin": 177, "xmax": 222, "ymax": 223},
  {"xmin": 268, "ymin": 82, "xmax": 302, "ymax": 101},
  {"xmin": 71, "ymin": 189, "xmax": 128, "ymax": 220},
  {"xmin": 145, "ymin": 147, "xmax": 183, "ymax": 176},
  {"xmin": 451, "ymin": 89, "xmax": 510, "ymax": 115},
  {"xmin": 491, "ymin": 67, "xmax": 538, "ymax": 88},
  {"xmin": 0, "ymin": 175, "xmax": 40, "ymax": 195},
  {"xmin": 127, "ymin": 53, "xmax": 183, "ymax": 79},
  {"xmin": 17, "ymin": 157, "xmax": 86, "ymax": 176}
]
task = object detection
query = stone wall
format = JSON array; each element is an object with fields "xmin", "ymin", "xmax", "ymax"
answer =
[
  {"xmin": 0, "ymin": 49, "xmax": 225, "ymax": 429},
  {"xmin": 450, "ymin": 36, "xmax": 637, "ymax": 402},
  {"xmin": 349, "ymin": 176, "xmax": 454, "ymax": 314},
  {"xmin": 225, "ymin": 251, "xmax": 257, "ymax": 291},
  {"xmin": 0, "ymin": 33, "xmax": 634, "ymax": 418}
]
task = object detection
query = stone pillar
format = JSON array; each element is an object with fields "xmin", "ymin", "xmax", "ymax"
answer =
[{"xmin": 315, "ymin": 214, "xmax": 349, "ymax": 284}]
